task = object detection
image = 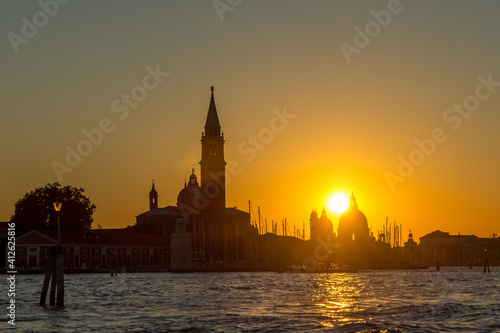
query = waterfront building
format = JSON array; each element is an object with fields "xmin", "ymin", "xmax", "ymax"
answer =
[
  {"xmin": 15, "ymin": 229, "xmax": 170, "ymax": 272},
  {"xmin": 403, "ymin": 230, "xmax": 421, "ymax": 265},
  {"xmin": 417, "ymin": 230, "xmax": 500, "ymax": 267}
]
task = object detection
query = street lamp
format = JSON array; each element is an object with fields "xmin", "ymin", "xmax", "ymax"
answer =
[{"xmin": 53, "ymin": 202, "xmax": 62, "ymax": 244}]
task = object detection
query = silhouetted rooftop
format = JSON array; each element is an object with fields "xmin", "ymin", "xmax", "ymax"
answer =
[
  {"xmin": 420, "ymin": 230, "xmax": 479, "ymax": 240},
  {"xmin": 136, "ymin": 206, "xmax": 180, "ymax": 217}
]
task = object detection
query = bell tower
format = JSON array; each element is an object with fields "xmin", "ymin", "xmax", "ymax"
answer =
[
  {"xmin": 149, "ymin": 182, "xmax": 158, "ymax": 210},
  {"xmin": 199, "ymin": 86, "xmax": 226, "ymax": 227}
]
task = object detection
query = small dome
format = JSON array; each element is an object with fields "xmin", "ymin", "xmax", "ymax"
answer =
[
  {"xmin": 319, "ymin": 208, "xmax": 333, "ymax": 229},
  {"xmin": 177, "ymin": 185, "xmax": 201, "ymax": 207},
  {"xmin": 310, "ymin": 208, "xmax": 334, "ymax": 241},
  {"xmin": 177, "ymin": 169, "xmax": 201, "ymax": 208},
  {"xmin": 188, "ymin": 168, "xmax": 199, "ymax": 186}
]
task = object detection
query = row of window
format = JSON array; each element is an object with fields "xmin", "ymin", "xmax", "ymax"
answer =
[{"xmin": 64, "ymin": 248, "xmax": 167, "ymax": 261}]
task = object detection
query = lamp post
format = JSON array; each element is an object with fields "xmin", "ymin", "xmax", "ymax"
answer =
[
  {"xmin": 53, "ymin": 202, "xmax": 62, "ymax": 244},
  {"xmin": 41, "ymin": 202, "xmax": 65, "ymax": 308}
]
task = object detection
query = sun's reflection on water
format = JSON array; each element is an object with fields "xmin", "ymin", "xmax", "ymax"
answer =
[{"xmin": 311, "ymin": 273, "xmax": 369, "ymax": 328}]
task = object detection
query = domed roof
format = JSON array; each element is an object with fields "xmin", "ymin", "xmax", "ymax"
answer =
[
  {"xmin": 310, "ymin": 208, "xmax": 334, "ymax": 241},
  {"xmin": 339, "ymin": 206, "xmax": 367, "ymax": 225},
  {"xmin": 338, "ymin": 193, "xmax": 369, "ymax": 242},
  {"xmin": 177, "ymin": 169, "xmax": 201, "ymax": 208}
]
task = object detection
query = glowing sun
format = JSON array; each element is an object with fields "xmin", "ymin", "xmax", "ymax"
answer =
[{"xmin": 328, "ymin": 193, "xmax": 349, "ymax": 214}]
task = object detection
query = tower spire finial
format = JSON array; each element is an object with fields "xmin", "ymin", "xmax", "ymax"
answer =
[
  {"xmin": 204, "ymin": 86, "xmax": 221, "ymax": 132},
  {"xmin": 349, "ymin": 191, "xmax": 358, "ymax": 209}
]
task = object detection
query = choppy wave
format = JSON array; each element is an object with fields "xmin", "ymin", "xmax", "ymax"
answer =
[{"xmin": 4, "ymin": 268, "xmax": 499, "ymax": 332}]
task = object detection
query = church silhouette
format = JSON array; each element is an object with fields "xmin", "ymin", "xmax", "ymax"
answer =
[
  {"xmin": 135, "ymin": 87, "xmax": 256, "ymax": 268},
  {"xmin": 135, "ymin": 88, "xmax": 398, "ymax": 271}
]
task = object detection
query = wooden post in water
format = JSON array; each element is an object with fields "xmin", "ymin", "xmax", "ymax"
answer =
[
  {"xmin": 40, "ymin": 245, "xmax": 64, "ymax": 307},
  {"xmin": 49, "ymin": 260, "xmax": 57, "ymax": 306},
  {"xmin": 484, "ymin": 258, "xmax": 490, "ymax": 273},
  {"xmin": 56, "ymin": 249, "xmax": 64, "ymax": 307},
  {"xmin": 40, "ymin": 249, "xmax": 52, "ymax": 306}
]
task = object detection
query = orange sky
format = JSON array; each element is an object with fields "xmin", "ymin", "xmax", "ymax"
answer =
[{"xmin": 2, "ymin": 1, "xmax": 500, "ymax": 241}]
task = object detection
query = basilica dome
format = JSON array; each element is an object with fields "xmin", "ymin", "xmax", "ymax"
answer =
[{"xmin": 337, "ymin": 193, "xmax": 369, "ymax": 242}]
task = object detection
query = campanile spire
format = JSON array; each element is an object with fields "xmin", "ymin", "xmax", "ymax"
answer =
[
  {"xmin": 204, "ymin": 86, "xmax": 221, "ymax": 136},
  {"xmin": 200, "ymin": 86, "xmax": 226, "ymax": 228}
]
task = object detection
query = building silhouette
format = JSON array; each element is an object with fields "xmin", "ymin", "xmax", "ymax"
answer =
[
  {"xmin": 337, "ymin": 193, "xmax": 370, "ymax": 242},
  {"xmin": 309, "ymin": 208, "xmax": 334, "ymax": 241},
  {"xmin": 14, "ymin": 229, "xmax": 170, "ymax": 272},
  {"xmin": 135, "ymin": 87, "xmax": 254, "ymax": 268},
  {"xmin": 413, "ymin": 230, "xmax": 500, "ymax": 267},
  {"xmin": 16, "ymin": 87, "xmax": 498, "ymax": 273},
  {"xmin": 200, "ymin": 86, "xmax": 227, "ymax": 232}
]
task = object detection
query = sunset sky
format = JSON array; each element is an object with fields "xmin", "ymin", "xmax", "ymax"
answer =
[{"xmin": 2, "ymin": 1, "xmax": 499, "ymax": 241}]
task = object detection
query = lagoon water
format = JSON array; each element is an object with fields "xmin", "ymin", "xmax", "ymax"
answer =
[{"xmin": 5, "ymin": 268, "xmax": 499, "ymax": 332}]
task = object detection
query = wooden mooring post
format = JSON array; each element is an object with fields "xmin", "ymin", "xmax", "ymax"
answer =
[
  {"xmin": 484, "ymin": 258, "xmax": 490, "ymax": 273},
  {"xmin": 40, "ymin": 245, "xmax": 64, "ymax": 307}
]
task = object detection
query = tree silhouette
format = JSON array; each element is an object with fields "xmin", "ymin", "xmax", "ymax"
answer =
[{"xmin": 10, "ymin": 183, "xmax": 96, "ymax": 235}]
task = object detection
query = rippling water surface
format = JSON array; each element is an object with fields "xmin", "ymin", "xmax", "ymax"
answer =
[{"xmin": 5, "ymin": 268, "xmax": 499, "ymax": 332}]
